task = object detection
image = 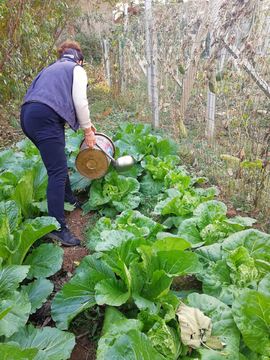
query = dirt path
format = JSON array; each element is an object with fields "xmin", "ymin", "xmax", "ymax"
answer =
[
  {"xmin": 64, "ymin": 209, "xmax": 98, "ymax": 360},
  {"xmin": 62, "ymin": 209, "xmax": 93, "ymax": 273}
]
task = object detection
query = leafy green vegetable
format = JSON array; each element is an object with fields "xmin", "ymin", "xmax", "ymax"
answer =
[
  {"xmin": 154, "ymin": 188, "xmax": 217, "ymax": 218},
  {"xmin": 2, "ymin": 324, "xmax": 75, "ymax": 360},
  {"xmin": 0, "ymin": 343, "xmax": 40, "ymax": 360},
  {"xmin": 4, "ymin": 216, "xmax": 59, "ymax": 265},
  {"xmin": 87, "ymin": 210, "xmax": 165, "ymax": 251},
  {"xmin": 0, "ymin": 291, "xmax": 31, "ymax": 337},
  {"xmin": 102, "ymin": 306, "xmax": 144, "ymax": 336},
  {"xmin": 97, "ymin": 304, "xmax": 174, "ymax": 360},
  {"xmin": 232, "ymin": 275, "xmax": 270, "ymax": 356},
  {"xmin": 178, "ymin": 201, "xmax": 256, "ymax": 248},
  {"xmin": 226, "ymin": 246, "xmax": 261, "ymax": 287},
  {"xmin": 51, "ymin": 254, "xmax": 115, "ymax": 329},
  {"xmin": 0, "ymin": 149, "xmax": 16, "ymax": 170},
  {"xmin": 21, "ymin": 278, "xmax": 54, "ymax": 314},
  {"xmin": 10, "ymin": 163, "xmax": 49, "ymax": 219},
  {"xmin": 112, "ymin": 123, "xmax": 152, "ymax": 142},
  {"xmin": 16, "ymin": 138, "xmax": 40, "ymax": 158},
  {"xmin": 196, "ymin": 229, "xmax": 270, "ymax": 304},
  {"xmin": 95, "ymin": 229, "xmax": 202, "ymax": 307},
  {"xmin": 83, "ymin": 170, "xmax": 141, "ymax": 217},
  {"xmin": 0, "ymin": 265, "xmax": 30, "ymax": 296},
  {"xmin": 140, "ymin": 172, "xmax": 165, "ymax": 195},
  {"xmin": 0, "ymin": 172, "xmax": 19, "ymax": 200},
  {"xmin": 141, "ymin": 155, "xmax": 181, "ymax": 180},
  {"xmin": 147, "ymin": 316, "xmax": 182, "ymax": 359},
  {"xmin": 65, "ymin": 129, "xmax": 84, "ymax": 153},
  {"xmin": 114, "ymin": 123, "xmax": 178, "ymax": 161},
  {"xmin": 164, "ymin": 169, "xmax": 192, "ymax": 191},
  {"xmin": 98, "ymin": 329, "xmax": 167, "ymax": 359},
  {"xmin": 239, "ymin": 339, "xmax": 270, "ymax": 360},
  {"xmin": 95, "ymin": 278, "xmax": 130, "ymax": 306},
  {"xmin": 23, "ymin": 243, "xmax": 63, "ymax": 280}
]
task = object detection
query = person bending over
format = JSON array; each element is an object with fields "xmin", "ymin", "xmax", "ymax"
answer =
[{"xmin": 20, "ymin": 41, "xmax": 96, "ymax": 246}]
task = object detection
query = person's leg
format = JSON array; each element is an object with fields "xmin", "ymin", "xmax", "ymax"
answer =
[
  {"xmin": 38, "ymin": 129, "xmax": 68, "ymax": 228},
  {"xmin": 20, "ymin": 103, "xmax": 80, "ymax": 246},
  {"xmin": 21, "ymin": 103, "xmax": 67, "ymax": 227},
  {"xmin": 64, "ymin": 176, "xmax": 77, "ymax": 205},
  {"xmin": 64, "ymin": 176, "xmax": 83, "ymax": 208}
]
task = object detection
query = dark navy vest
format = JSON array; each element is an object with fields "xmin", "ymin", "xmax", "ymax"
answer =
[{"xmin": 23, "ymin": 57, "xmax": 80, "ymax": 131}]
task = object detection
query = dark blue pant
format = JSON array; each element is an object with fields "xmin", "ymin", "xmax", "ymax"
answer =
[{"xmin": 20, "ymin": 102, "xmax": 76, "ymax": 228}]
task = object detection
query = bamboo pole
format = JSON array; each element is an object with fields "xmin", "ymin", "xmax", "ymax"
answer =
[
  {"xmin": 102, "ymin": 39, "xmax": 111, "ymax": 89},
  {"xmin": 145, "ymin": 0, "xmax": 152, "ymax": 103},
  {"xmin": 205, "ymin": 0, "xmax": 221, "ymax": 140},
  {"xmin": 150, "ymin": 25, "xmax": 159, "ymax": 129}
]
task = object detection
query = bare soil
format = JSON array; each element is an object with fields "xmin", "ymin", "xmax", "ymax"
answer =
[
  {"xmin": 65, "ymin": 209, "xmax": 98, "ymax": 360},
  {"xmin": 0, "ymin": 118, "xmax": 24, "ymax": 149}
]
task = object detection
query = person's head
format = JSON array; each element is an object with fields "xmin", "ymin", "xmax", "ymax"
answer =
[{"xmin": 57, "ymin": 41, "xmax": 84, "ymax": 65}]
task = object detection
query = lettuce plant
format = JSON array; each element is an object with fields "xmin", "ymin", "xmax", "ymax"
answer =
[
  {"xmin": 0, "ymin": 245, "xmax": 74, "ymax": 359},
  {"xmin": 195, "ymin": 229, "xmax": 270, "ymax": 305},
  {"xmin": 140, "ymin": 154, "xmax": 181, "ymax": 180},
  {"xmin": 0, "ymin": 200, "xmax": 59, "ymax": 266},
  {"xmin": 51, "ymin": 227, "xmax": 202, "ymax": 330},
  {"xmin": 154, "ymin": 188, "xmax": 217, "ymax": 219},
  {"xmin": 86, "ymin": 210, "xmax": 166, "ymax": 250},
  {"xmin": 83, "ymin": 169, "xmax": 141, "ymax": 218},
  {"xmin": 139, "ymin": 155, "xmax": 191, "ymax": 196},
  {"xmin": 0, "ymin": 325, "xmax": 75, "ymax": 360},
  {"xmin": 96, "ymin": 306, "xmax": 183, "ymax": 359},
  {"xmin": 177, "ymin": 200, "xmax": 256, "ymax": 248},
  {"xmin": 0, "ymin": 159, "xmax": 48, "ymax": 219},
  {"xmin": 113, "ymin": 123, "xmax": 179, "ymax": 161},
  {"xmin": 113, "ymin": 123, "xmax": 152, "ymax": 141},
  {"xmin": 233, "ymin": 274, "xmax": 270, "ymax": 358}
]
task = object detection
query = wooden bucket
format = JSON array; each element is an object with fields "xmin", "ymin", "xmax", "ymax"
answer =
[{"xmin": 75, "ymin": 133, "xmax": 115, "ymax": 179}]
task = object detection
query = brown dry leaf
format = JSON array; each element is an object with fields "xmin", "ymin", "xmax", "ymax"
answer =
[
  {"xmin": 237, "ymin": 147, "xmax": 245, "ymax": 161},
  {"xmin": 99, "ymin": 108, "xmax": 112, "ymax": 119},
  {"xmin": 176, "ymin": 302, "xmax": 212, "ymax": 349},
  {"xmin": 235, "ymin": 168, "xmax": 242, "ymax": 179}
]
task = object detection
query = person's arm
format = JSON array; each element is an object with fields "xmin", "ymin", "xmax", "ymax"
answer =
[{"xmin": 72, "ymin": 66, "xmax": 96, "ymax": 149}]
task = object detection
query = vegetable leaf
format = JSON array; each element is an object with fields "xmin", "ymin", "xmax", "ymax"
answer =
[
  {"xmin": 23, "ymin": 243, "xmax": 63, "ymax": 280},
  {"xmin": 4, "ymin": 324, "xmax": 75, "ymax": 360},
  {"xmin": 21, "ymin": 278, "xmax": 53, "ymax": 314},
  {"xmin": 232, "ymin": 285, "xmax": 270, "ymax": 356}
]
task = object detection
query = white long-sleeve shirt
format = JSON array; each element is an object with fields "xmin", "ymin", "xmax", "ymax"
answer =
[{"xmin": 72, "ymin": 66, "xmax": 92, "ymax": 130}]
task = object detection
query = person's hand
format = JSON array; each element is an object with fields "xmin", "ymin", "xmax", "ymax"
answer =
[{"xmin": 84, "ymin": 130, "xmax": 96, "ymax": 149}]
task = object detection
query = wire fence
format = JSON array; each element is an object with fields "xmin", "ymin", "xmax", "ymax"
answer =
[{"xmin": 105, "ymin": 0, "xmax": 270, "ymax": 229}]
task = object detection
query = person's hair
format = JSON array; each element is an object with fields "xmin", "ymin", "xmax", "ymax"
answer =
[{"xmin": 57, "ymin": 41, "xmax": 84, "ymax": 62}]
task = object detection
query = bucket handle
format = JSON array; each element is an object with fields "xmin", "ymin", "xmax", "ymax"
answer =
[{"xmin": 95, "ymin": 143, "xmax": 116, "ymax": 164}]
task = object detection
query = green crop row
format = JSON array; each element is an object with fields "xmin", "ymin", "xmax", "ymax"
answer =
[{"xmin": 0, "ymin": 123, "xmax": 269, "ymax": 359}]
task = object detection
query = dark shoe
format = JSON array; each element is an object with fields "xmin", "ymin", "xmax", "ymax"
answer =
[
  {"xmin": 47, "ymin": 227, "xmax": 80, "ymax": 246},
  {"xmin": 71, "ymin": 199, "xmax": 83, "ymax": 209}
]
